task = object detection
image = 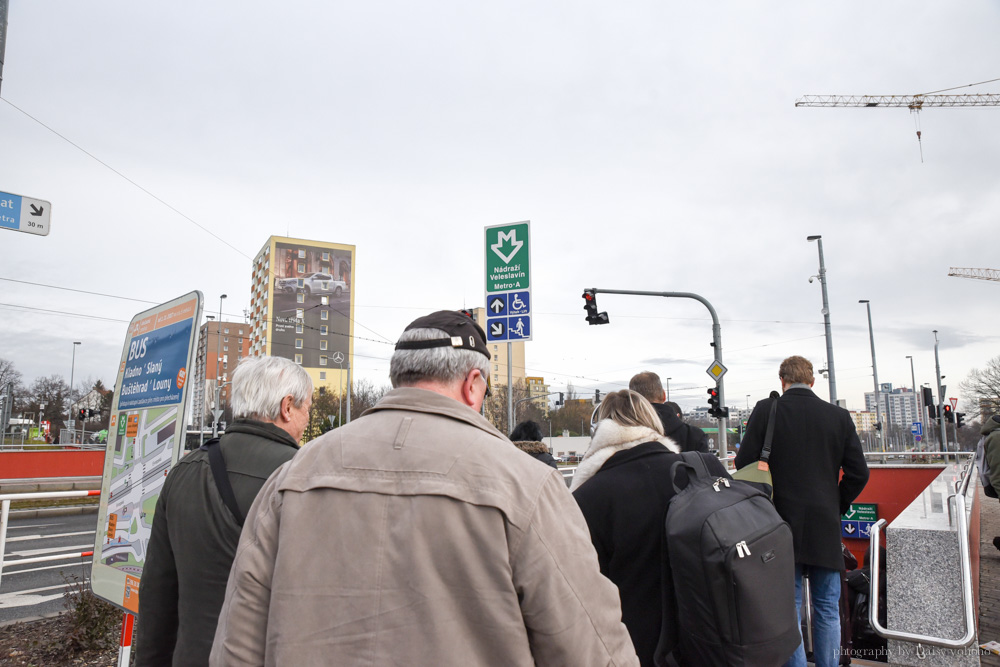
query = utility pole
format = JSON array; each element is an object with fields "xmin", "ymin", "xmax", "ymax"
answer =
[
  {"xmin": 933, "ymin": 330, "xmax": 948, "ymax": 454},
  {"xmin": 859, "ymin": 301, "xmax": 882, "ymax": 450},
  {"xmin": 808, "ymin": 236, "xmax": 838, "ymax": 404},
  {"xmin": 0, "ymin": 0, "xmax": 9, "ymax": 96},
  {"xmin": 906, "ymin": 355, "xmax": 918, "ymax": 449}
]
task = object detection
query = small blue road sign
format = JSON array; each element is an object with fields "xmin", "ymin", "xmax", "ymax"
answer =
[
  {"xmin": 488, "ymin": 295, "xmax": 507, "ymax": 316},
  {"xmin": 487, "ymin": 318, "xmax": 506, "ymax": 341},
  {"xmin": 507, "ymin": 315, "xmax": 530, "ymax": 339},
  {"xmin": 508, "ymin": 291, "xmax": 530, "ymax": 316},
  {"xmin": 911, "ymin": 421, "xmax": 923, "ymax": 436}
]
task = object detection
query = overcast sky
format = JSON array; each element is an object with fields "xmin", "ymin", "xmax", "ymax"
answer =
[{"xmin": 1, "ymin": 1, "xmax": 998, "ymax": 415}]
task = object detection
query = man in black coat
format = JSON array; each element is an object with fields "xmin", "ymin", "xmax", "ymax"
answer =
[
  {"xmin": 136, "ymin": 356, "xmax": 313, "ymax": 666},
  {"xmin": 735, "ymin": 356, "xmax": 869, "ymax": 667},
  {"xmin": 629, "ymin": 371, "xmax": 708, "ymax": 453}
]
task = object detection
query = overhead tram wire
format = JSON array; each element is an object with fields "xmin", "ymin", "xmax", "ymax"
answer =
[{"xmin": 0, "ymin": 96, "xmax": 396, "ymax": 345}]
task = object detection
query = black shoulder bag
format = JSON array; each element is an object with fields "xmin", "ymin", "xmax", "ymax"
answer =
[{"xmin": 200, "ymin": 438, "xmax": 245, "ymax": 526}]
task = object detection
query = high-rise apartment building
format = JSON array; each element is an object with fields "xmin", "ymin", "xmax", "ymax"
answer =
[
  {"xmin": 248, "ymin": 236, "xmax": 355, "ymax": 393},
  {"xmin": 192, "ymin": 320, "xmax": 250, "ymax": 425},
  {"xmin": 864, "ymin": 384, "xmax": 922, "ymax": 429},
  {"xmin": 526, "ymin": 376, "xmax": 550, "ymax": 416}
]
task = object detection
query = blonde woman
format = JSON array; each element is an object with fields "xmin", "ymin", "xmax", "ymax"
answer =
[{"xmin": 572, "ymin": 389, "xmax": 729, "ymax": 667}]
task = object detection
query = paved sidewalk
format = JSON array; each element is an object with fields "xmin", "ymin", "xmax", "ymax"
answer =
[{"xmin": 980, "ymin": 485, "xmax": 1000, "ymax": 666}]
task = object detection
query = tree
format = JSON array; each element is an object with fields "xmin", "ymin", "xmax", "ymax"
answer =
[
  {"xmin": 26, "ymin": 375, "xmax": 72, "ymax": 434},
  {"xmin": 483, "ymin": 380, "xmax": 534, "ymax": 436},
  {"xmin": 348, "ymin": 379, "xmax": 390, "ymax": 420},
  {"xmin": 305, "ymin": 387, "xmax": 342, "ymax": 441},
  {"xmin": 0, "ymin": 357, "xmax": 22, "ymax": 391},
  {"xmin": 959, "ymin": 355, "xmax": 1000, "ymax": 420}
]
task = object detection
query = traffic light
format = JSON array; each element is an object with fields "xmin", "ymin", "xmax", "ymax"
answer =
[
  {"xmin": 707, "ymin": 387, "xmax": 720, "ymax": 418},
  {"xmin": 459, "ymin": 309, "xmax": 475, "ymax": 320},
  {"xmin": 78, "ymin": 408, "xmax": 87, "ymax": 421},
  {"xmin": 595, "ymin": 389, "xmax": 602, "ymax": 404},
  {"xmin": 943, "ymin": 404, "xmax": 954, "ymax": 423},
  {"xmin": 582, "ymin": 289, "xmax": 609, "ymax": 325},
  {"xmin": 557, "ymin": 392, "xmax": 564, "ymax": 406},
  {"xmin": 956, "ymin": 412, "xmax": 966, "ymax": 429},
  {"xmin": 927, "ymin": 404, "xmax": 937, "ymax": 419}
]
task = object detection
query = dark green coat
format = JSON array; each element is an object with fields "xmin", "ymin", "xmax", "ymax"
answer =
[{"xmin": 136, "ymin": 419, "xmax": 300, "ymax": 666}]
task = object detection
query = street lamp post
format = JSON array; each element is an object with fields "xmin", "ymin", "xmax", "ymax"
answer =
[
  {"xmin": 212, "ymin": 295, "xmax": 227, "ymax": 438},
  {"xmin": 666, "ymin": 378, "xmax": 672, "ymax": 402},
  {"xmin": 859, "ymin": 300, "xmax": 883, "ymax": 451},
  {"xmin": 807, "ymin": 236, "xmax": 838, "ymax": 405},
  {"xmin": 199, "ymin": 315, "xmax": 215, "ymax": 448}
]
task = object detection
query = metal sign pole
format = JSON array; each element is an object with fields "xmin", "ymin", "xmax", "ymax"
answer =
[{"xmin": 507, "ymin": 342, "xmax": 513, "ymax": 433}]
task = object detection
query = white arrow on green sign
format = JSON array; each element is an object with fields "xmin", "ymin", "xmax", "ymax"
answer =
[{"xmin": 485, "ymin": 221, "xmax": 530, "ymax": 293}]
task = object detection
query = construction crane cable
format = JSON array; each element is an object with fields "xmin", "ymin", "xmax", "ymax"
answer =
[{"xmin": 919, "ymin": 77, "xmax": 1000, "ymax": 96}]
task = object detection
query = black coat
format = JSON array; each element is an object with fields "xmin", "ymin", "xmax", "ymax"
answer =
[
  {"xmin": 653, "ymin": 403, "xmax": 708, "ymax": 453},
  {"xmin": 512, "ymin": 440, "xmax": 559, "ymax": 468},
  {"xmin": 573, "ymin": 442, "xmax": 728, "ymax": 666},
  {"xmin": 735, "ymin": 387, "xmax": 869, "ymax": 571},
  {"xmin": 136, "ymin": 420, "xmax": 300, "ymax": 666}
]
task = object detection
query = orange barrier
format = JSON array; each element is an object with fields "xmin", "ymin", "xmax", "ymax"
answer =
[
  {"xmin": 843, "ymin": 465, "xmax": 948, "ymax": 567},
  {"xmin": 0, "ymin": 450, "xmax": 105, "ymax": 479}
]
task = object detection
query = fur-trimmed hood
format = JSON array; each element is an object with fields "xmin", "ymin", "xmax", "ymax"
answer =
[
  {"xmin": 569, "ymin": 420, "xmax": 679, "ymax": 491},
  {"xmin": 513, "ymin": 440, "xmax": 549, "ymax": 455}
]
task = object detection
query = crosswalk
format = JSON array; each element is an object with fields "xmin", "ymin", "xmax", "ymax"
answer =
[{"xmin": 0, "ymin": 513, "xmax": 97, "ymax": 622}]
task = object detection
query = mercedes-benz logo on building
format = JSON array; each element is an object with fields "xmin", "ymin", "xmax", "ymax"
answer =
[{"xmin": 331, "ymin": 352, "xmax": 345, "ymax": 364}]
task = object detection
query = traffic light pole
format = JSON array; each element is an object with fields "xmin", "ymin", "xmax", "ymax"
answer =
[
  {"xmin": 585, "ymin": 289, "xmax": 729, "ymax": 459},
  {"xmin": 933, "ymin": 331, "xmax": 948, "ymax": 455}
]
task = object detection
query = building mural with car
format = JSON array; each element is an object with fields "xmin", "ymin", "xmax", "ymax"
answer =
[{"xmin": 248, "ymin": 236, "xmax": 355, "ymax": 393}]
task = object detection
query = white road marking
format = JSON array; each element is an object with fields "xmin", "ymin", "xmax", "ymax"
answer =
[
  {"xmin": 0, "ymin": 583, "xmax": 71, "ymax": 609},
  {"xmin": 6, "ymin": 530, "xmax": 95, "ymax": 543}
]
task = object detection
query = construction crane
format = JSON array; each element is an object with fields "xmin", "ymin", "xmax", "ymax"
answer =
[
  {"xmin": 947, "ymin": 267, "xmax": 1000, "ymax": 283},
  {"xmin": 795, "ymin": 78, "xmax": 1000, "ymax": 161},
  {"xmin": 795, "ymin": 94, "xmax": 1000, "ymax": 109}
]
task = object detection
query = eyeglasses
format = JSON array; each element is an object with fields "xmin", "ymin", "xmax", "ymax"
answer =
[{"xmin": 475, "ymin": 370, "xmax": 492, "ymax": 398}]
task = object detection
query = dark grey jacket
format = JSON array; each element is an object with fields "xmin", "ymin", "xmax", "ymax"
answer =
[{"xmin": 136, "ymin": 419, "xmax": 300, "ymax": 666}]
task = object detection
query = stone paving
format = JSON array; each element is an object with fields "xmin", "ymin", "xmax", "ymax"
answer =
[{"xmin": 979, "ymin": 485, "xmax": 1000, "ymax": 667}]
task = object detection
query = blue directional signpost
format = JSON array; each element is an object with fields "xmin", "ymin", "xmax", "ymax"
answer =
[
  {"xmin": 485, "ymin": 221, "xmax": 531, "ymax": 429},
  {"xmin": 0, "ymin": 189, "xmax": 51, "ymax": 236},
  {"xmin": 841, "ymin": 502, "xmax": 878, "ymax": 540}
]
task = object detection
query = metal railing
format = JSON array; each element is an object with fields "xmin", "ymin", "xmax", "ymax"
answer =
[
  {"xmin": 867, "ymin": 455, "xmax": 977, "ymax": 650},
  {"xmin": 0, "ymin": 442, "xmax": 107, "ymax": 451},
  {"xmin": 0, "ymin": 489, "xmax": 100, "ymax": 588}
]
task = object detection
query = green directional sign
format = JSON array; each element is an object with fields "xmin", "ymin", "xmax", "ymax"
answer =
[
  {"xmin": 841, "ymin": 503, "xmax": 878, "ymax": 522},
  {"xmin": 485, "ymin": 221, "xmax": 530, "ymax": 293}
]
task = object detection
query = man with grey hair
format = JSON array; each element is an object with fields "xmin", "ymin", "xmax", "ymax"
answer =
[
  {"xmin": 211, "ymin": 310, "xmax": 639, "ymax": 666},
  {"xmin": 137, "ymin": 356, "xmax": 312, "ymax": 666}
]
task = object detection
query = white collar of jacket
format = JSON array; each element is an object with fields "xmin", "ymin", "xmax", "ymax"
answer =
[{"xmin": 570, "ymin": 420, "xmax": 679, "ymax": 491}]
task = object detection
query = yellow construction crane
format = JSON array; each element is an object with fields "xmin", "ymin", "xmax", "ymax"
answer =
[
  {"xmin": 795, "ymin": 78, "xmax": 1000, "ymax": 160},
  {"xmin": 947, "ymin": 267, "xmax": 1000, "ymax": 283}
]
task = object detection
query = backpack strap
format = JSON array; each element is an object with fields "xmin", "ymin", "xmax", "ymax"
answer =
[
  {"xmin": 759, "ymin": 397, "xmax": 779, "ymax": 464},
  {"xmin": 200, "ymin": 438, "xmax": 244, "ymax": 526},
  {"xmin": 669, "ymin": 452, "xmax": 711, "ymax": 494}
]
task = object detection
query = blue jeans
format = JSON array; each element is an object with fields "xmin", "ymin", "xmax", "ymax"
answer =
[{"xmin": 783, "ymin": 565, "xmax": 842, "ymax": 667}]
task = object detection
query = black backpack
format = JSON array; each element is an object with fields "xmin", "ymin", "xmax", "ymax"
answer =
[{"xmin": 663, "ymin": 452, "xmax": 800, "ymax": 667}]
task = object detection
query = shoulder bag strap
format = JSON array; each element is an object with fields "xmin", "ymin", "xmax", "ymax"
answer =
[
  {"xmin": 200, "ymin": 438, "xmax": 244, "ymax": 526},
  {"xmin": 760, "ymin": 398, "xmax": 779, "ymax": 464}
]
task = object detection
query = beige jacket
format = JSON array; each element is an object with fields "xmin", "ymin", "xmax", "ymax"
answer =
[{"xmin": 211, "ymin": 388, "xmax": 639, "ymax": 667}]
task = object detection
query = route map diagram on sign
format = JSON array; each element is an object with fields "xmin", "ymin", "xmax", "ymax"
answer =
[
  {"xmin": 91, "ymin": 292, "xmax": 202, "ymax": 614},
  {"xmin": 102, "ymin": 406, "xmax": 178, "ymax": 573}
]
